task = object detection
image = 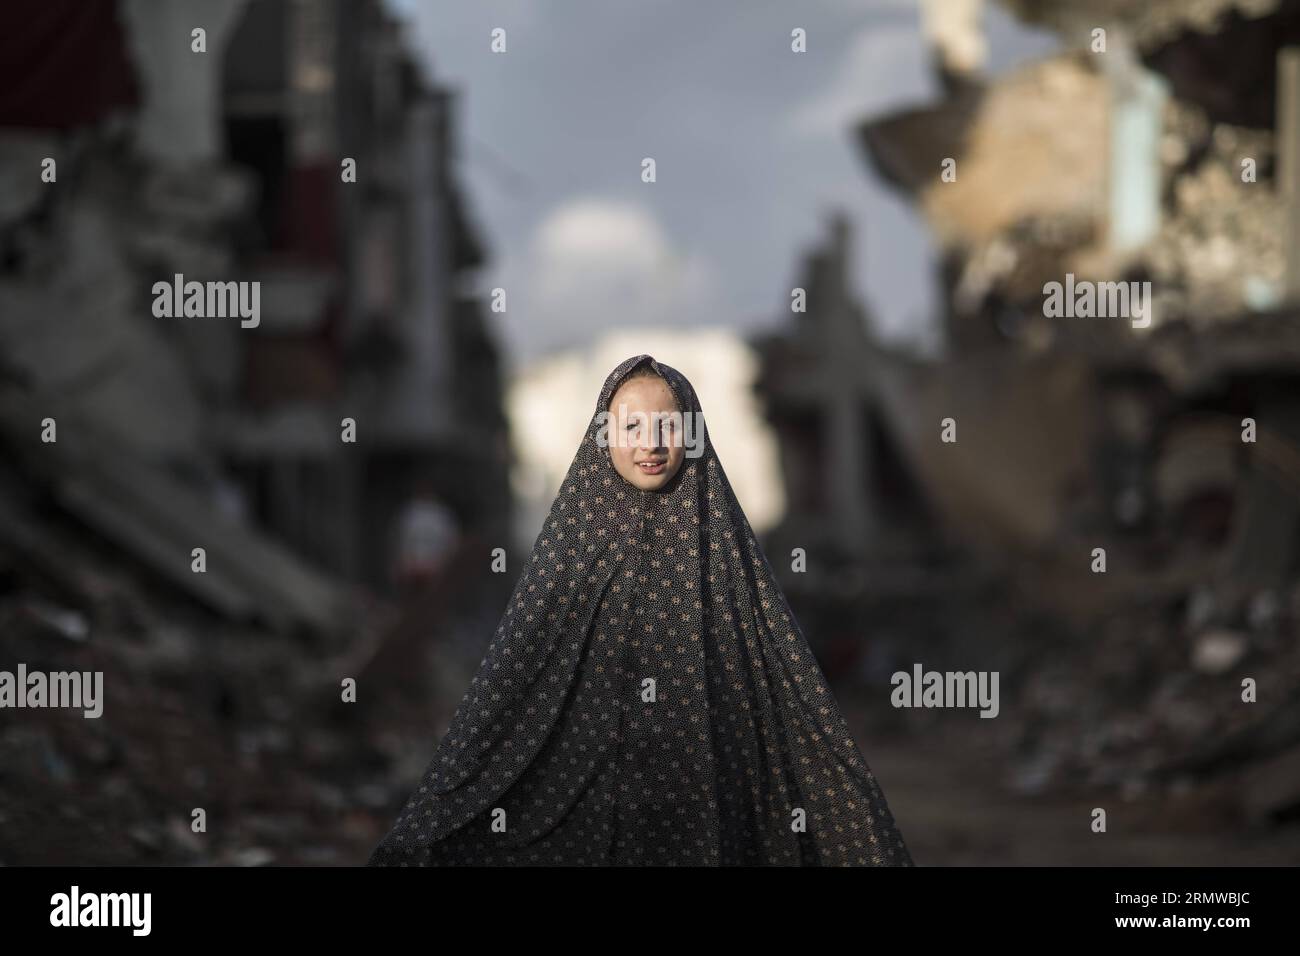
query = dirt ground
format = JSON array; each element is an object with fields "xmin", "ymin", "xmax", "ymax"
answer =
[{"xmin": 839, "ymin": 700, "xmax": 1300, "ymax": 866}]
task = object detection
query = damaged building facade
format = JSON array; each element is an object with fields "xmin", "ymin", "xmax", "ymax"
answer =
[
  {"xmin": 0, "ymin": 0, "xmax": 509, "ymax": 631},
  {"xmin": 751, "ymin": 213, "xmax": 956, "ymax": 687},
  {"xmin": 816, "ymin": 0, "xmax": 1300, "ymax": 820},
  {"xmin": 753, "ymin": 213, "xmax": 945, "ymax": 585}
]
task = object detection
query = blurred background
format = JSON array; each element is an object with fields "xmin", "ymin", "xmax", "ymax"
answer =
[{"xmin": 2, "ymin": 0, "xmax": 1299, "ymax": 865}]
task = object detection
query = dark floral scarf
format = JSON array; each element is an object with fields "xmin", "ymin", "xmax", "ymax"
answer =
[{"xmin": 368, "ymin": 355, "xmax": 912, "ymax": 866}]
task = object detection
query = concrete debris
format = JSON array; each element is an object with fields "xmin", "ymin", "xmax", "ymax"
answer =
[
  {"xmin": 0, "ymin": 0, "xmax": 509, "ymax": 864},
  {"xmin": 751, "ymin": 0, "xmax": 1300, "ymax": 837}
]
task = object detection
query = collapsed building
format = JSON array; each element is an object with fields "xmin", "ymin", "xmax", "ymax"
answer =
[
  {"xmin": 0, "ymin": 0, "xmax": 509, "ymax": 634},
  {"xmin": 0, "ymin": 0, "xmax": 510, "ymax": 864},
  {"xmin": 758, "ymin": 0, "xmax": 1300, "ymax": 824},
  {"xmin": 885, "ymin": 0, "xmax": 1300, "ymax": 815},
  {"xmin": 853, "ymin": 0, "xmax": 1300, "ymax": 607},
  {"xmin": 754, "ymin": 213, "xmax": 940, "ymax": 573}
]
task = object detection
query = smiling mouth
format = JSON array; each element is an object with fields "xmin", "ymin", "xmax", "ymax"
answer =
[{"xmin": 636, "ymin": 460, "xmax": 666, "ymax": 474}]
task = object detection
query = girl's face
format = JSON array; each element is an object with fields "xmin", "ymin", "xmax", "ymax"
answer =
[{"xmin": 607, "ymin": 376, "xmax": 686, "ymax": 492}]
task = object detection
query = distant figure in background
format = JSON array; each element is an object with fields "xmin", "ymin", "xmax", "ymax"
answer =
[
  {"xmin": 391, "ymin": 484, "xmax": 460, "ymax": 595},
  {"xmin": 368, "ymin": 354, "xmax": 912, "ymax": 866}
]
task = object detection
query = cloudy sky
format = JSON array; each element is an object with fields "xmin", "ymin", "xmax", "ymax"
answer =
[{"xmin": 385, "ymin": 0, "xmax": 1057, "ymax": 370}]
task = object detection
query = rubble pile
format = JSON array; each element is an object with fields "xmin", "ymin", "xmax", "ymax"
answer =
[
  {"xmin": 835, "ymin": 0, "xmax": 1300, "ymax": 845},
  {"xmin": 1149, "ymin": 105, "xmax": 1282, "ymax": 325},
  {"xmin": 922, "ymin": 76, "xmax": 1285, "ymax": 338},
  {"xmin": 997, "ymin": 584, "xmax": 1300, "ymax": 821},
  {"xmin": 0, "ymin": 492, "xmax": 494, "ymax": 865}
]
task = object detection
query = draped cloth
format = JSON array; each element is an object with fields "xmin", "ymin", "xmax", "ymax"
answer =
[{"xmin": 367, "ymin": 355, "xmax": 912, "ymax": 866}]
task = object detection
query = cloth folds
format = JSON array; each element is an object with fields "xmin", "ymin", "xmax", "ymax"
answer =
[{"xmin": 367, "ymin": 355, "xmax": 912, "ymax": 866}]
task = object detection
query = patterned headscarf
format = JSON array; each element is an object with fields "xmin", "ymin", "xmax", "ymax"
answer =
[{"xmin": 368, "ymin": 354, "xmax": 912, "ymax": 865}]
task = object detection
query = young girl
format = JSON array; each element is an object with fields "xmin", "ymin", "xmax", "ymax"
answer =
[{"xmin": 368, "ymin": 355, "xmax": 912, "ymax": 866}]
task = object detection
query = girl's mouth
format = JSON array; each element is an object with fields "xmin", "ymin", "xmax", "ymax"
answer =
[{"xmin": 636, "ymin": 460, "xmax": 666, "ymax": 475}]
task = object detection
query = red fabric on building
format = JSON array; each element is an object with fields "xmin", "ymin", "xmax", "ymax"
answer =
[
  {"xmin": 0, "ymin": 0, "xmax": 139, "ymax": 128},
  {"xmin": 274, "ymin": 163, "xmax": 340, "ymax": 265}
]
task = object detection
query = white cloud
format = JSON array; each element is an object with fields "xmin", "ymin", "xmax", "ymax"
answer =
[
  {"xmin": 786, "ymin": 22, "xmax": 934, "ymax": 136},
  {"xmin": 518, "ymin": 198, "xmax": 721, "ymax": 355}
]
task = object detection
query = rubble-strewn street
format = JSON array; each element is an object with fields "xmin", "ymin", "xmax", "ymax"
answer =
[
  {"xmin": 0, "ymin": 500, "xmax": 506, "ymax": 865},
  {"xmin": 4, "ymin": 0, "xmax": 1300, "ymax": 870}
]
